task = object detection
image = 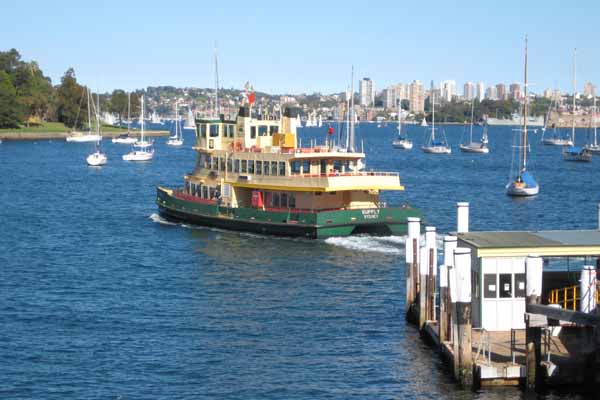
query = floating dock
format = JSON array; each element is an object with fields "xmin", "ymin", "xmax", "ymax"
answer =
[{"xmin": 405, "ymin": 203, "xmax": 600, "ymax": 392}]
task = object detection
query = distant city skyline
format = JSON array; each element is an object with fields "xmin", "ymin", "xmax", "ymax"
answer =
[{"xmin": 3, "ymin": 0, "xmax": 600, "ymax": 94}]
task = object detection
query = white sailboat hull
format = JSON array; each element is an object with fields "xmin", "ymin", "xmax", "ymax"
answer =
[
  {"xmin": 166, "ymin": 138, "xmax": 184, "ymax": 146},
  {"xmin": 66, "ymin": 134, "xmax": 102, "ymax": 143},
  {"xmin": 86, "ymin": 151, "xmax": 107, "ymax": 166},
  {"xmin": 392, "ymin": 140, "xmax": 413, "ymax": 149},
  {"xmin": 506, "ymin": 183, "xmax": 539, "ymax": 196},
  {"xmin": 422, "ymin": 145, "xmax": 451, "ymax": 154},
  {"xmin": 112, "ymin": 137, "xmax": 137, "ymax": 144},
  {"xmin": 459, "ymin": 143, "xmax": 489, "ymax": 153},
  {"xmin": 122, "ymin": 150, "xmax": 154, "ymax": 161},
  {"xmin": 542, "ymin": 138, "xmax": 573, "ymax": 146},
  {"xmin": 584, "ymin": 144, "xmax": 600, "ymax": 153}
]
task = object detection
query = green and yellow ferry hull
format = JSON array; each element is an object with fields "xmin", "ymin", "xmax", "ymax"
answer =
[{"xmin": 157, "ymin": 187, "xmax": 421, "ymax": 239}]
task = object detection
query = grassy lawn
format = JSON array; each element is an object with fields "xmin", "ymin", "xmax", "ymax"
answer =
[{"xmin": 0, "ymin": 122, "xmax": 131, "ymax": 134}]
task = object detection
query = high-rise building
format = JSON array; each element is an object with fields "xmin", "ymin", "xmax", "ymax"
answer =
[
  {"xmin": 463, "ymin": 81, "xmax": 474, "ymax": 101},
  {"xmin": 496, "ymin": 83, "xmax": 506, "ymax": 100},
  {"xmin": 359, "ymin": 78, "xmax": 374, "ymax": 106},
  {"xmin": 440, "ymin": 80, "xmax": 456, "ymax": 102},
  {"xmin": 409, "ymin": 80, "xmax": 424, "ymax": 113},
  {"xmin": 383, "ymin": 87, "xmax": 396, "ymax": 109},
  {"xmin": 485, "ymin": 85, "xmax": 498, "ymax": 100},
  {"xmin": 584, "ymin": 81, "xmax": 596, "ymax": 98},
  {"xmin": 509, "ymin": 83, "xmax": 521, "ymax": 100},
  {"xmin": 476, "ymin": 81, "xmax": 485, "ymax": 101}
]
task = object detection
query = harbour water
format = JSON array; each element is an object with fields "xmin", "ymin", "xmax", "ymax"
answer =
[{"xmin": 1, "ymin": 124, "xmax": 595, "ymax": 399}]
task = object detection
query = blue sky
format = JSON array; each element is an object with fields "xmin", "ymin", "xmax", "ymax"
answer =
[{"xmin": 2, "ymin": 0, "xmax": 599, "ymax": 94}]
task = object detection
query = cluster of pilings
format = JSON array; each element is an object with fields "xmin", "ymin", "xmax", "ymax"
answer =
[{"xmin": 404, "ymin": 202, "xmax": 474, "ymax": 387}]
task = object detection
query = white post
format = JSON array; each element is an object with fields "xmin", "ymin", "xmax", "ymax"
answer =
[
  {"xmin": 425, "ymin": 226, "xmax": 437, "ymax": 275},
  {"xmin": 405, "ymin": 217, "xmax": 421, "ymax": 264},
  {"xmin": 457, "ymin": 202, "xmax": 470, "ymax": 233},
  {"xmin": 580, "ymin": 265, "xmax": 597, "ymax": 313},
  {"xmin": 444, "ymin": 235, "xmax": 458, "ymax": 268}
]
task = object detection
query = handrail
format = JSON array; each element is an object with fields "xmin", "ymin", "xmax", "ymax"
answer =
[{"xmin": 547, "ymin": 283, "xmax": 600, "ymax": 311}]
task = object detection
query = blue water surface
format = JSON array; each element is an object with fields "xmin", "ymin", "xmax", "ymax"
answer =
[{"xmin": 0, "ymin": 123, "xmax": 593, "ymax": 399}]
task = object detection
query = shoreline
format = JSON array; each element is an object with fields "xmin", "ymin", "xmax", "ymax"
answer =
[{"xmin": 0, "ymin": 130, "xmax": 170, "ymax": 141}]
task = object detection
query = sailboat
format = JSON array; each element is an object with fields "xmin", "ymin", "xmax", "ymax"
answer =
[
  {"xmin": 420, "ymin": 117, "xmax": 428, "ymax": 127},
  {"xmin": 392, "ymin": 110, "xmax": 413, "ymax": 149},
  {"xmin": 123, "ymin": 94, "xmax": 154, "ymax": 161},
  {"xmin": 563, "ymin": 49, "xmax": 592, "ymax": 162},
  {"xmin": 112, "ymin": 92, "xmax": 137, "ymax": 144},
  {"xmin": 584, "ymin": 95, "xmax": 600, "ymax": 152},
  {"xmin": 317, "ymin": 114, "xmax": 323, "ymax": 128},
  {"xmin": 295, "ymin": 114, "xmax": 302, "ymax": 128},
  {"xmin": 184, "ymin": 109, "xmax": 196, "ymax": 130},
  {"xmin": 506, "ymin": 35, "xmax": 539, "ymax": 197},
  {"xmin": 166, "ymin": 102, "xmax": 184, "ymax": 146},
  {"xmin": 66, "ymin": 87, "xmax": 102, "ymax": 143},
  {"xmin": 86, "ymin": 91, "xmax": 107, "ymax": 166},
  {"xmin": 421, "ymin": 90, "xmax": 451, "ymax": 154},
  {"xmin": 460, "ymin": 100, "xmax": 489, "ymax": 153},
  {"xmin": 540, "ymin": 95, "xmax": 573, "ymax": 146}
]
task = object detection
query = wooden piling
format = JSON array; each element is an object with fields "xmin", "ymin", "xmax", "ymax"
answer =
[
  {"xmin": 525, "ymin": 255, "xmax": 543, "ymax": 391},
  {"xmin": 454, "ymin": 247, "xmax": 473, "ymax": 388}
]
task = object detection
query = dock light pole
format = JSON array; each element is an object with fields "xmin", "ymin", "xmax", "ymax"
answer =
[
  {"xmin": 457, "ymin": 202, "xmax": 469, "ymax": 233},
  {"xmin": 440, "ymin": 236, "xmax": 457, "ymax": 343},
  {"xmin": 454, "ymin": 247, "xmax": 473, "ymax": 388},
  {"xmin": 525, "ymin": 254, "xmax": 543, "ymax": 391}
]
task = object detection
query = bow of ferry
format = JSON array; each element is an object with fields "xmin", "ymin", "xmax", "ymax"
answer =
[{"xmin": 157, "ymin": 105, "xmax": 420, "ymax": 238}]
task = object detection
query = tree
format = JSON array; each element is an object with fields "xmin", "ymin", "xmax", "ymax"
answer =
[
  {"xmin": 55, "ymin": 68, "xmax": 86, "ymax": 129},
  {"xmin": 0, "ymin": 48, "xmax": 21, "ymax": 75},
  {"xmin": 14, "ymin": 62, "xmax": 53, "ymax": 124},
  {"xmin": 0, "ymin": 71, "xmax": 22, "ymax": 128},
  {"xmin": 108, "ymin": 89, "xmax": 128, "ymax": 121}
]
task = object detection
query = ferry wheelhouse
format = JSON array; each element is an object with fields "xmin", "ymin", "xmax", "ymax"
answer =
[{"xmin": 156, "ymin": 106, "xmax": 420, "ymax": 238}]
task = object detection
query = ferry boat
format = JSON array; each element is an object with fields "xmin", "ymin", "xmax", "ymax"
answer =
[{"xmin": 156, "ymin": 105, "xmax": 420, "ymax": 238}]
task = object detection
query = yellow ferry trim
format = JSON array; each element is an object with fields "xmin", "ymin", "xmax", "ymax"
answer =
[{"xmin": 226, "ymin": 181, "xmax": 404, "ymax": 192}]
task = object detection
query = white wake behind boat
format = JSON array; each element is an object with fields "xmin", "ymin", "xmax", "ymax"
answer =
[{"xmin": 123, "ymin": 95, "xmax": 154, "ymax": 162}]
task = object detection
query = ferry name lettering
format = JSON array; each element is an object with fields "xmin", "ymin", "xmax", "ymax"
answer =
[{"xmin": 361, "ymin": 209, "xmax": 379, "ymax": 219}]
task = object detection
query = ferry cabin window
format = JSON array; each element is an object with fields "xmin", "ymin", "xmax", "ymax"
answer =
[
  {"xmin": 256, "ymin": 160, "xmax": 263, "ymax": 175},
  {"xmin": 248, "ymin": 160, "xmax": 255, "ymax": 174},
  {"xmin": 202, "ymin": 186, "xmax": 209, "ymax": 199},
  {"xmin": 206, "ymin": 155, "xmax": 212, "ymax": 169},
  {"xmin": 219, "ymin": 157, "xmax": 225, "ymax": 171},
  {"xmin": 210, "ymin": 124, "xmax": 219, "ymax": 137},
  {"xmin": 483, "ymin": 274, "xmax": 497, "ymax": 298},
  {"xmin": 191, "ymin": 183, "xmax": 196, "ymax": 196},
  {"xmin": 185, "ymin": 181, "xmax": 190, "ymax": 193},
  {"xmin": 227, "ymin": 125, "xmax": 235, "ymax": 138},
  {"xmin": 209, "ymin": 187, "xmax": 216, "ymax": 199},
  {"xmin": 200, "ymin": 124, "xmax": 207, "ymax": 138},
  {"xmin": 278, "ymin": 161, "xmax": 285, "ymax": 176},
  {"xmin": 234, "ymin": 159, "xmax": 240, "ymax": 173},
  {"xmin": 499, "ymin": 274, "xmax": 512, "ymax": 298},
  {"xmin": 271, "ymin": 161, "xmax": 278, "ymax": 176},
  {"xmin": 333, "ymin": 160, "xmax": 342, "ymax": 172},
  {"xmin": 302, "ymin": 160, "xmax": 310, "ymax": 174},
  {"xmin": 343, "ymin": 160, "xmax": 350, "ymax": 172},
  {"xmin": 288, "ymin": 193, "xmax": 296, "ymax": 208},
  {"xmin": 280, "ymin": 193, "xmax": 288, "ymax": 208},
  {"xmin": 272, "ymin": 192, "xmax": 280, "ymax": 208},
  {"xmin": 227, "ymin": 158, "xmax": 232, "ymax": 172},
  {"xmin": 269, "ymin": 126, "xmax": 279, "ymax": 135},
  {"xmin": 291, "ymin": 161, "xmax": 301, "ymax": 174},
  {"xmin": 263, "ymin": 161, "xmax": 269, "ymax": 175},
  {"xmin": 241, "ymin": 160, "xmax": 247, "ymax": 173},
  {"xmin": 251, "ymin": 126, "xmax": 257, "ymax": 139},
  {"xmin": 258, "ymin": 126, "xmax": 268, "ymax": 136},
  {"xmin": 320, "ymin": 159, "xmax": 327, "ymax": 174}
]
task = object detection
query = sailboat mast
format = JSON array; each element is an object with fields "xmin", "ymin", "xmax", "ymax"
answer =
[
  {"xmin": 594, "ymin": 95, "xmax": 598, "ymax": 146},
  {"xmin": 572, "ymin": 48, "xmax": 576, "ymax": 144},
  {"xmin": 431, "ymin": 85, "xmax": 435, "ymax": 141},
  {"xmin": 344, "ymin": 88, "xmax": 350, "ymax": 149},
  {"xmin": 214, "ymin": 46, "xmax": 220, "ymax": 118},
  {"xmin": 141, "ymin": 94, "xmax": 145, "ymax": 142},
  {"xmin": 523, "ymin": 35, "xmax": 529, "ymax": 171},
  {"xmin": 469, "ymin": 99, "xmax": 474, "ymax": 143},
  {"xmin": 86, "ymin": 87, "xmax": 92, "ymax": 134},
  {"xmin": 96, "ymin": 93, "xmax": 101, "ymax": 137},
  {"xmin": 127, "ymin": 92, "xmax": 131, "ymax": 134},
  {"xmin": 349, "ymin": 66, "xmax": 355, "ymax": 152}
]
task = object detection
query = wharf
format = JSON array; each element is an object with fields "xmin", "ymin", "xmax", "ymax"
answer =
[
  {"xmin": 404, "ymin": 203, "xmax": 600, "ymax": 393},
  {"xmin": 0, "ymin": 130, "xmax": 170, "ymax": 141}
]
